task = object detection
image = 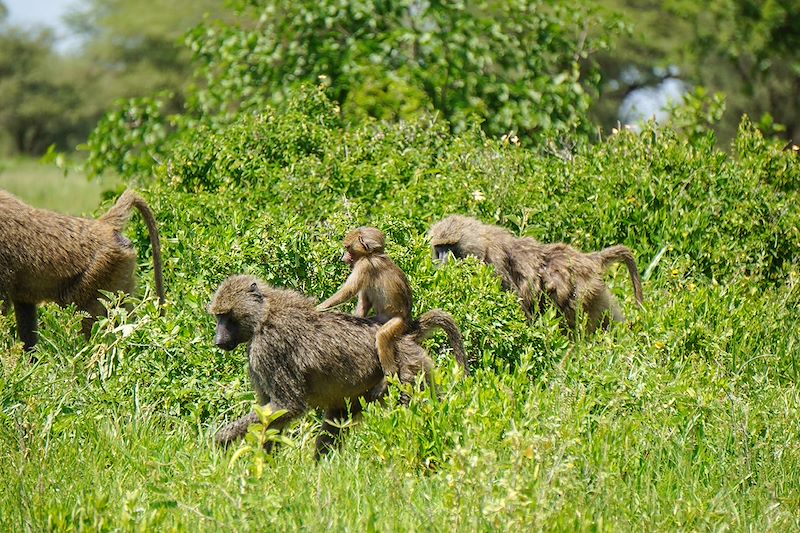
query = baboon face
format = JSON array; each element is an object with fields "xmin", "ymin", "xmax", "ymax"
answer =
[
  {"xmin": 428, "ymin": 216, "xmax": 475, "ymax": 264},
  {"xmin": 431, "ymin": 242, "xmax": 464, "ymax": 264},
  {"xmin": 342, "ymin": 227, "xmax": 385, "ymax": 266},
  {"xmin": 213, "ymin": 312, "xmax": 250, "ymax": 351},
  {"xmin": 209, "ymin": 278, "xmax": 265, "ymax": 350}
]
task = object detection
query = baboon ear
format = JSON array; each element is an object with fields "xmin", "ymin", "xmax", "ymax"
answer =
[
  {"xmin": 359, "ymin": 235, "xmax": 369, "ymax": 252},
  {"xmin": 249, "ymin": 282, "xmax": 263, "ymax": 302}
]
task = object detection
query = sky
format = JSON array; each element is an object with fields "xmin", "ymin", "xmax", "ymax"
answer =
[{"xmin": 3, "ymin": 0, "xmax": 84, "ymax": 49}]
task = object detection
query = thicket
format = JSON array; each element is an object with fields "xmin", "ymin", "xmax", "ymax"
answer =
[{"xmin": 2, "ymin": 84, "xmax": 799, "ymax": 528}]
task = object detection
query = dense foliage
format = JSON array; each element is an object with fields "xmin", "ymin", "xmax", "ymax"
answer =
[
  {"xmin": 2, "ymin": 0, "xmax": 800, "ymax": 155},
  {"xmin": 2, "ymin": 86, "xmax": 799, "ymax": 529},
  {"xmin": 594, "ymin": 0, "xmax": 800, "ymax": 142},
  {"xmin": 184, "ymin": 0, "xmax": 618, "ymax": 143},
  {"xmin": 0, "ymin": 0, "xmax": 223, "ymax": 155}
]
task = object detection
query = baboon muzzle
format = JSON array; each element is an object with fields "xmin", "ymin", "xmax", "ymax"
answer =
[{"xmin": 433, "ymin": 245, "xmax": 457, "ymax": 264}]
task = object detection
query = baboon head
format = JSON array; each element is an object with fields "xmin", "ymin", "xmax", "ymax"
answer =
[
  {"xmin": 208, "ymin": 275, "xmax": 266, "ymax": 350},
  {"xmin": 428, "ymin": 215, "xmax": 492, "ymax": 264},
  {"xmin": 341, "ymin": 226, "xmax": 385, "ymax": 266}
]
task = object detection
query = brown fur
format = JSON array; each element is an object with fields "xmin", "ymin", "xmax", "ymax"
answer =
[
  {"xmin": 210, "ymin": 274, "xmax": 468, "ymax": 458},
  {"xmin": 428, "ymin": 215, "xmax": 643, "ymax": 332},
  {"xmin": 317, "ymin": 227, "xmax": 413, "ymax": 377},
  {"xmin": 0, "ymin": 189, "xmax": 166, "ymax": 351}
]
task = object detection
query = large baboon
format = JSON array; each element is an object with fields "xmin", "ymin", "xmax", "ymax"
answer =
[
  {"xmin": 428, "ymin": 215, "xmax": 643, "ymax": 332},
  {"xmin": 0, "ymin": 189, "xmax": 165, "ymax": 351},
  {"xmin": 210, "ymin": 274, "xmax": 468, "ymax": 457}
]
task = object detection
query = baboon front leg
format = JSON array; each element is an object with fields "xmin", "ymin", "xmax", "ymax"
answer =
[
  {"xmin": 13, "ymin": 301, "xmax": 38, "ymax": 352},
  {"xmin": 375, "ymin": 317, "xmax": 405, "ymax": 376},
  {"xmin": 215, "ymin": 402, "xmax": 297, "ymax": 450},
  {"xmin": 215, "ymin": 411, "xmax": 261, "ymax": 448}
]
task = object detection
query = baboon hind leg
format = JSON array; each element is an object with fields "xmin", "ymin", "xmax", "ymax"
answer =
[
  {"xmin": 375, "ymin": 317, "xmax": 405, "ymax": 376},
  {"xmin": 13, "ymin": 301, "xmax": 38, "ymax": 352},
  {"xmin": 316, "ymin": 404, "xmax": 362, "ymax": 459},
  {"xmin": 585, "ymin": 287, "xmax": 624, "ymax": 333}
]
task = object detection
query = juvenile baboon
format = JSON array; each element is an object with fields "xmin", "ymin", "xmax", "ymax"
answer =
[
  {"xmin": 210, "ymin": 274, "xmax": 468, "ymax": 457},
  {"xmin": 0, "ymin": 189, "xmax": 166, "ymax": 351},
  {"xmin": 317, "ymin": 227, "xmax": 412, "ymax": 379},
  {"xmin": 428, "ymin": 215, "xmax": 643, "ymax": 332}
]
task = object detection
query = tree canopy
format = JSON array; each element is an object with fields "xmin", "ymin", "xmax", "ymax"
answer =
[{"xmin": 0, "ymin": 0, "xmax": 799, "ymax": 155}]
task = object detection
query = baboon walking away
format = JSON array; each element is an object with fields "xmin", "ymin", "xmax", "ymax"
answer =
[
  {"xmin": 428, "ymin": 215, "xmax": 643, "ymax": 332},
  {"xmin": 0, "ymin": 189, "xmax": 165, "ymax": 351},
  {"xmin": 210, "ymin": 274, "xmax": 468, "ymax": 458}
]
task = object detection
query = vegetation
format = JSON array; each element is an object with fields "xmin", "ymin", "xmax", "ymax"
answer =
[
  {"xmin": 2, "ymin": 0, "xmax": 800, "ymax": 155},
  {"xmin": 2, "ymin": 85, "xmax": 799, "ymax": 529},
  {"xmin": 0, "ymin": 0, "xmax": 224, "ymax": 155},
  {"xmin": 593, "ymin": 0, "xmax": 800, "ymax": 142},
  {"xmin": 1, "ymin": 0, "xmax": 799, "ymax": 528},
  {"xmin": 183, "ymin": 0, "xmax": 619, "ymax": 143}
]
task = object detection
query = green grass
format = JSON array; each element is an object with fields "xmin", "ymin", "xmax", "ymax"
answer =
[
  {"xmin": 2, "ymin": 290, "xmax": 798, "ymax": 530},
  {"xmin": 0, "ymin": 158, "xmax": 117, "ymax": 215}
]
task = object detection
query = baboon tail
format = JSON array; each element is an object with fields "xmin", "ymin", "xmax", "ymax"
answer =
[
  {"xmin": 100, "ymin": 189, "xmax": 139, "ymax": 229},
  {"xmin": 101, "ymin": 190, "xmax": 166, "ymax": 306},
  {"xmin": 411, "ymin": 310, "xmax": 469, "ymax": 375},
  {"xmin": 597, "ymin": 245, "xmax": 644, "ymax": 307}
]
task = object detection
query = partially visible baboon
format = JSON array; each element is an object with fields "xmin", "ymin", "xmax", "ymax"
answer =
[
  {"xmin": 317, "ymin": 226, "xmax": 412, "ymax": 378},
  {"xmin": 0, "ymin": 190, "xmax": 166, "ymax": 351},
  {"xmin": 428, "ymin": 215, "xmax": 643, "ymax": 332},
  {"xmin": 210, "ymin": 274, "xmax": 468, "ymax": 458}
]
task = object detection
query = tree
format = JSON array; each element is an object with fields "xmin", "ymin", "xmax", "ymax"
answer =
[
  {"xmin": 591, "ymin": 0, "xmax": 800, "ymax": 143},
  {"xmin": 63, "ymin": 0, "xmax": 227, "ymax": 115},
  {"xmin": 186, "ymin": 0, "xmax": 620, "ymax": 143},
  {"xmin": 669, "ymin": 0, "xmax": 800, "ymax": 141},
  {"xmin": 0, "ymin": 27, "xmax": 85, "ymax": 154}
]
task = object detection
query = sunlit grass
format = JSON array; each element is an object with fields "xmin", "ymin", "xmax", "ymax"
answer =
[{"xmin": 0, "ymin": 158, "xmax": 118, "ymax": 215}]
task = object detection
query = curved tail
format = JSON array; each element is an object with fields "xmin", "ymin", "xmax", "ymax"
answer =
[
  {"xmin": 101, "ymin": 190, "xmax": 166, "ymax": 306},
  {"xmin": 597, "ymin": 245, "xmax": 643, "ymax": 307},
  {"xmin": 410, "ymin": 310, "xmax": 469, "ymax": 375}
]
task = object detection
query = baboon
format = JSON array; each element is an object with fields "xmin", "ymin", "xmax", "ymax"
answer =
[
  {"xmin": 210, "ymin": 274, "xmax": 468, "ymax": 458},
  {"xmin": 428, "ymin": 215, "xmax": 643, "ymax": 332},
  {"xmin": 0, "ymin": 189, "xmax": 165, "ymax": 351},
  {"xmin": 317, "ymin": 227, "xmax": 412, "ymax": 378}
]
